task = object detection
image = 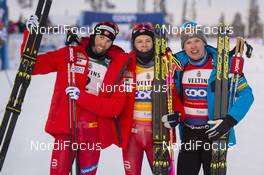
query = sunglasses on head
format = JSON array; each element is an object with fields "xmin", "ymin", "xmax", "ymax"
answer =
[{"xmin": 132, "ymin": 22, "xmax": 154, "ymax": 33}]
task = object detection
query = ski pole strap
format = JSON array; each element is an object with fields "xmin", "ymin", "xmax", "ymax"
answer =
[
  {"xmin": 65, "ymin": 29, "xmax": 80, "ymax": 46},
  {"xmin": 245, "ymin": 41, "xmax": 253, "ymax": 58},
  {"xmin": 230, "ymin": 46, "xmax": 236, "ymax": 56},
  {"xmin": 165, "ymin": 47, "xmax": 184, "ymax": 71},
  {"xmin": 230, "ymin": 39, "xmax": 253, "ymax": 59}
]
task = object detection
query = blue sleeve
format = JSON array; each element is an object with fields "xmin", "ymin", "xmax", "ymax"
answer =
[{"xmin": 228, "ymin": 74, "xmax": 254, "ymax": 123}]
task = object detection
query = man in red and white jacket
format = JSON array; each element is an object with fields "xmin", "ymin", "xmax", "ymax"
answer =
[{"xmin": 23, "ymin": 15, "xmax": 130, "ymax": 175}]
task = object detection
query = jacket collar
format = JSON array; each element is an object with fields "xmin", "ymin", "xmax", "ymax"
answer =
[{"xmin": 76, "ymin": 36, "xmax": 130, "ymax": 67}]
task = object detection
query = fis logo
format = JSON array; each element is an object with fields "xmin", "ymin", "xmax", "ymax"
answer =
[{"xmin": 184, "ymin": 87, "xmax": 207, "ymax": 100}]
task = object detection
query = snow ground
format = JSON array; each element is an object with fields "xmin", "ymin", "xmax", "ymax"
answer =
[{"xmin": 0, "ymin": 39, "xmax": 264, "ymax": 175}]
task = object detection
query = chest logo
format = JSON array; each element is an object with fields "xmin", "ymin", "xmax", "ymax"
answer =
[
  {"xmin": 185, "ymin": 88, "xmax": 207, "ymax": 97},
  {"xmin": 197, "ymin": 71, "xmax": 201, "ymax": 77}
]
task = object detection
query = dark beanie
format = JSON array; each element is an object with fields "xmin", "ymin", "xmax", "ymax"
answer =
[
  {"xmin": 180, "ymin": 21, "xmax": 207, "ymax": 49},
  {"xmin": 131, "ymin": 23, "xmax": 154, "ymax": 42},
  {"xmin": 132, "ymin": 29, "xmax": 154, "ymax": 41}
]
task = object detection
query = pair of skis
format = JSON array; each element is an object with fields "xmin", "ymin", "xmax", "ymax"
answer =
[
  {"xmin": 211, "ymin": 23, "xmax": 230, "ymax": 175},
  {"xmin": 211, "ymin": 24, "xmax": 252, "ymax": 175},
  {"xmin": 152, "ymin": 24, "xmax": 183, "ymax": 175},
  {"xmin": 152, "ymin": 24, "xmax": 170, "ymax": 175},
  {"xmin": 0, "ymin": 0, "xmax": 52, "ymax": 171}
]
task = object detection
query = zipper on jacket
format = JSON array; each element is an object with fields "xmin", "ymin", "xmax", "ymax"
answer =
[{"xmin": 112, "ymin": 56, "xmax": 131, "ymax": 145}]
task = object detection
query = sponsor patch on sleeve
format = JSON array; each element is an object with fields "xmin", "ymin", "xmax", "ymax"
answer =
[
  {"xmin": 72, "ymin": 65, "xmax": 85, "ymax": 74},
  {"xmin": 77, "ymin": 52, "xmax": 87, "ymax": 59},
  {"xmin": 76, "ymin": 58, "xmax": 87, "ymax": 66},
  {"xmin": 124, "ymin": 71, "xmax": 133, "ymax": 78}
]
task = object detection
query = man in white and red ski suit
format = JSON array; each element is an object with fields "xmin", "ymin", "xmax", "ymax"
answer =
[{"xmin": 23, "ymin": 16, "xmax": 130, "ymax": 175}]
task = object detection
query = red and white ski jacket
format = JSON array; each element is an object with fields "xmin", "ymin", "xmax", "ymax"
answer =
[{"xmin": 21, "ymin": 32, "xmax": 131, "ymax": 149}]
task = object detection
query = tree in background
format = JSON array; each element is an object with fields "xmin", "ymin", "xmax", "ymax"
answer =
[
  {"xmin": 154, "ymin": 0, "xmax": 166, "ymax": 14},
  {"xmin": 219, "ymin": 13, "xmax": 225, "ymax": 24},
  {"xmin": 182, "ymin": 0, "xmax": 187, "ymax": 23},
  {"xmin": 248, "ymin": 0, "xmax": 263, "ymax": 38},
  {"xmin": 231, "ymin": 12, "xmax": 245, "ymax": 37},
  {"xmin": 138, "ymin": 0, "xmax": 146, "ymax": 12},
  {"xmin": 191, "ymin": 0, "xmax": 197, "ymax": 21},
  {"xmin": 86, "ymin": 0, "xmax": 115, "ymax": 11},
  {"xmin": 17, "ymin": 0, "xmax": 33, "ymax": 8}
]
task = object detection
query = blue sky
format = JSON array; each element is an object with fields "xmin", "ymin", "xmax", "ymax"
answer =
[{"xmin": 7, "ymin": 0, "xmax": 264, "ymax": 26}]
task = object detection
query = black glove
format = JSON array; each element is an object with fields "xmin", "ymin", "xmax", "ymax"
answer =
[
  {"xmin": 162, "ymin": 112, "xmax": 181, "ymax": 128},
  {"xmin": 65, "ymin": 29, "xmax": 80, "ymax": 46},
  {"xmin": 206, "ymin": 115, "xmax": 237, "ymax": 140}
]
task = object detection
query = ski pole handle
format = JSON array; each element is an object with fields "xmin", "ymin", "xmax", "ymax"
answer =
[
  {"xmin": 230, "ymin": 56, "xmax": 244, "ymax": 75},
  {"xmin": 65, "ymin": 29, "xmax": 80, "ymax": 46}
]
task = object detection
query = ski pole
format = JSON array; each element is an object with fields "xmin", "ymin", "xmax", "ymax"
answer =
[
  {"xmin": 67, "ymin": 62, "xmax": 73, "ymax": 175},
  {"xmin": 65, "ymin": 29, "xmax": 80, "ymax": 175},
  {"xmin": 67, "ymin": 51, "xmax": 79, "ymax": 175},
  {"xmin": 163, "ymin": 50, "xmax": 175, "ymax": 175},
  {"xmin": 71, "ymin": 61, "xmax": 79, "ymax": 175},
  {"xmin": 165, "ymin": 48, "xmax": 183, "ymax": 175},
  {"xmin": 229, "ymin": 37, "xmax": 245, "ymax": 107}
]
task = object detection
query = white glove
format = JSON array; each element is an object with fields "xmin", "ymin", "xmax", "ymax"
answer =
[
  {"xmin": 65, "ymin": 86, "xmax": 80, "ymax": 100},
  {"xmin": 26, "ymin": 15, "xmax": 39, "ymax": 31}
]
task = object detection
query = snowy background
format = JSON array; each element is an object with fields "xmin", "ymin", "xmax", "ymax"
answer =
[
  {"xmin": 1, "ymin": 0, "xmax": 264, "ymax": 174},
  {"xmin": 0, "ymin": 38, "xmax": 264, "ymax": 175},
  {"xmin": 7, "ymin": 0, "xmax": 264, "ymax": 25}
]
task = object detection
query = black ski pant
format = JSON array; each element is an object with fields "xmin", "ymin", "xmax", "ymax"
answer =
[{"xmin": 177, "ymin": 125, "xmax": 212, "ymax": 175}]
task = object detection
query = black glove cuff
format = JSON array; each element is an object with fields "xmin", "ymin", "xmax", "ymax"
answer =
[
  {"xmin": 226, "ymin": 115, "xmax": 238, "ymax": 127},
  {"xmin": 167, "ymin": 112, "xmax": 180, "ymax": 122}
]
